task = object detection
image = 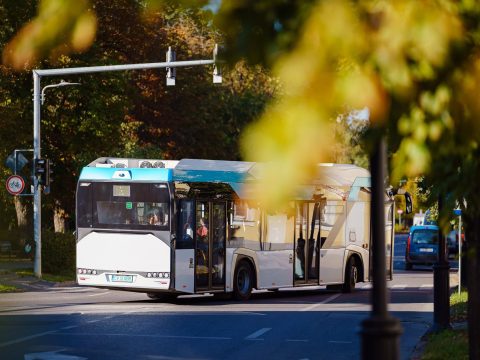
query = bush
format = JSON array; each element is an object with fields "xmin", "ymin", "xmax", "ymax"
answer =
[{"xmin": 41, "ymin": 231, "xmax": 75, "ymax": 275}]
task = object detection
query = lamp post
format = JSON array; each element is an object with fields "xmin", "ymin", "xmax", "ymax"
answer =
[
  {"xmin": 360, "ymin": 134, "xmax": 402, "ymax": 360},
  {"xmin": 431, "ymin": 196, "xmax": 451, "ymax": 332},
  {"xmin": 33, "ymin": 79, "xmax": 80, "ymax": 278}
]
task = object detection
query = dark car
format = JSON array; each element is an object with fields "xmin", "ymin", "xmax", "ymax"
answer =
[{"xmin": 405, "ymin": 225, "xmax": 439, "ymax": 270}]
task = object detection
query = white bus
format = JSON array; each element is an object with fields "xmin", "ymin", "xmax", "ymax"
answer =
[{"xmin": 76, "ymin": 158, "xmax": 411, "ymax": 300}]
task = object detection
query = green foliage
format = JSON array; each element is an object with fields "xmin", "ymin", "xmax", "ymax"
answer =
[
  {"xmin": 41, "ymin": 230, "xmax": 75, "ymax": 275},
  {"xmin": 0, "ymin": 284, "xmax": 21, "ymax": 293},
  {"xmin": 451, "ymin": 290, "xmax": 468, "ymax": 323},
  {"xmin": 1, "ymin": 0, "xmax": 276, "ymax": 232},
  {"xmin": 421, "ymin": 330, "xmax": 468, "ymax": 360}
]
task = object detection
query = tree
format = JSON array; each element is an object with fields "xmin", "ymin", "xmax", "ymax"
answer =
[
  {"xmin": 1, "ymin": 0, "xmax": 277, "ymax": 235},
  {"xmin": 214, "ymin": 1, "xmax": 480, "ymax": 357}
]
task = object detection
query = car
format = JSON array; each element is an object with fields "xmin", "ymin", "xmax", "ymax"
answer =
[
  {"xmin": 446, "ymin": 229, "xmax": 464, "ymax": 256},
  {"xmin": 405, "ymin": 225, "xmax": 439, "ymax": 270}
]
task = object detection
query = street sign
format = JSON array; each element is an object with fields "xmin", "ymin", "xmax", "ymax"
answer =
[
  {"xmin": 454, "ymin": 209, "xmax": 462, "ymax": 216},
  {"xmin": 6, "ymin": 175, "xmax": 25, "ymax": 195}
]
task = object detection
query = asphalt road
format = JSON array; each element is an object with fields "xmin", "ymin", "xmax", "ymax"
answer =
[{"xmin": 0, "ymin": 235, "xmax": 459, "ymax": 360}]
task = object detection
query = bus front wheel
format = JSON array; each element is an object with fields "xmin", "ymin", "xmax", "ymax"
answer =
[
  {"xmin": 233, "ymin": 261, "xmax": 254, "ymax": 301},
  {"xmin": 342, "ymin": 257, "xmax": 358, "ymax": 293}
]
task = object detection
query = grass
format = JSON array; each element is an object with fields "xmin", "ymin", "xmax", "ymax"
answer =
[
  {"xmin": 420, "ymin": 289, "xmax": 468, "ymax": 360},
  {"xmin": 15, "ymin": 269, "xmax": 75, "ymax": 283},
  {"xmin": 450, "ymin": 290, "xmax": 468, "ymax": 322},
  {"xmin": 421, "ymin": 330, "xmax": 468, "ymax": 360},
  {"xmin": 0, "ymin": 284, "xmax": 22, "ymax": 293}
]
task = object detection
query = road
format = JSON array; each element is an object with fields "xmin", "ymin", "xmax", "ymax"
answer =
[{"xmin": 0, "ymin": 235, "xmax": 459, "ymax": 360}]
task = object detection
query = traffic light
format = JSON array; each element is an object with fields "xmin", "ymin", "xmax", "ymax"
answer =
[{"xmin": 34, "ymin": 158, "xmax": 53, "ymax": 187}]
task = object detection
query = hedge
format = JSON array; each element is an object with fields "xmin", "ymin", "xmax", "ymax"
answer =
[{"xmin": 41, "ymin": 231, "xmax": 76, "ymax": 275}]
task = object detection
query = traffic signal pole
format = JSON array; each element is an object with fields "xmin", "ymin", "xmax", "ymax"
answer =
[
  {"xmin": 33, "ymin": 72, "xmax": 42, "ymax": 278},
  {"xmin": 31, "ymin": 49, "xmax": 220, "ymax": 278}
]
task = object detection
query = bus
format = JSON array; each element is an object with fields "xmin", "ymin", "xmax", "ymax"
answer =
[{"xmin": 76, "ymin": 157, "xmax": 411, "ymax": 300}]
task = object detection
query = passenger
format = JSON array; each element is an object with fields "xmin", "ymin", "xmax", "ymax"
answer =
[
  {"xmin": 197, "ymin": 217, "xmax": 208, "ymax": 237},
  {"xmin": 149, "ymin": 210, "xmax": 163, "ymax": 225}
]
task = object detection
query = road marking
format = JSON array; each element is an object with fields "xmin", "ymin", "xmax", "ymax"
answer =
[
  {"xmin": 24, "ymin": 349, "xmax": 87, "ymax": 360},
  {"xmin": 55, "ymin": 333, "xmax": 232, "ymax": 340},
  {"xmin": 87, "ymin": 291, "xmax": 110, "ymax": 297},
  {"xmin": 420, "ymin": 284, "xmax": 433, "ymax": 289},
  {"xmin": 286, "ymin": 339, "xmax": 309, "ymax": 342},
  {"xmin": 361, "ymin": 284, "xmax": 372, "ymax": 289},
  {"xmin": 301, "ymin": 293, "xmax": 342, "ymax": 312},
  {"xmin": 0, "ymin": 330, "xmax": 57, "ymax": 348},
  {"xmin": 245, "ymin": 327, "xmax": 271, "ymax": 340},
  {"xmin": 60, "ymin": 325, "xmax": 78, "ymax": 330},
  {"xmin": 391, "ymin": 284, "xmax": 407, "ymax": 289}
]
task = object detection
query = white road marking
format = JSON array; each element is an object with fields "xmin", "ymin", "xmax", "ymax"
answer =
[
  {"xmin": 329, "ymin": 340, "xmax": 352, "ymax": 344},
  {"xmin": 286, "ymin": 339, "xmax": 309, "ymax": 342},
  {"xmin": 55, "ymin": 333, "xmax": 232, "ymax": 340},
  {"xmin": 391, "ymin": 284, "xmax": 407, "ymax": 289},
  {"xmin": 0, "ymin": 330, "xmax": 57, "ymax": 348},
  {"xmin": 361, "ymin": 284, "xmax": 372, "ymax": 289},
  {"xmin": 60, "ymin": 325, "xmax": 78, "ymax": 330},
  {"xmin": 86, "ymin": 291, "xmax": 110, "ymax": 297},
  {"xmin": 24, "ymin": 349, "xmax": 87, "ymax": 360},
  {"xmin": 420, "ymin": 284, "xmax": 433, "ymax": 289},
  {"xmin": 245, "ymin": 327, "xmax": 272, "ymax": 340},
  {"xmin": 301, "ymin": 293, "xmax": 342, "ymax": 312}
]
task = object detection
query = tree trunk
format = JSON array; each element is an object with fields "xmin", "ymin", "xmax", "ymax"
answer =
[
  {"xmin": 14, "ymin": 196, "xmax": 28, "ymax": 227},
  {"xmin": 53, "ymin": 202, "xmax": 68, "ymax": 233},
  {"xmin": 13, "ymin": 196, "xmax": 29, "ymax": 248},
  {"xmin": 467, "ymin": 217, "xmax": 480, "ymax": 360}
]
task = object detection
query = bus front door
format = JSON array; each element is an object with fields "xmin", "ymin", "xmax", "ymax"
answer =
[
  {"xmin": 195, "ymin": 201, "xmax": 226, "ymax": 292},
  {"xmin": 175, "ymin": 200, "xmax": 195, "ymax": 293}
]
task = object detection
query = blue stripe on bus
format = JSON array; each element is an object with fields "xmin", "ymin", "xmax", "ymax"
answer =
[
  {"xmin": 79, "ymin": 167, "xmax": 173, "ymax": 181},
  {"xmin": 173, "ymin": 169, "xmax": 253, "ymax": 183}
]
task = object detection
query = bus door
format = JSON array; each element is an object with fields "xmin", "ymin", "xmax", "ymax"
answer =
[
  {"xmin": 195, "ymin": 201, "xmax": 226, "ymax": 292},
  {"xmin": 294, "ymin": 202, "xmax": 321, "ymax": 285},
  {"xmin": 175, "ymin": 199, "xmax": 195, "ymax": 293}
]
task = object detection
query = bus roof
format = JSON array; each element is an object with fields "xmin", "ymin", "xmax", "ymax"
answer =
[
  {"xmin": 81, "ymin": 157, "xmax": 372, "ymax": 200},
  {"xmin": 173, "ymin": 159, "xmax": 371, "ymax": 200},
  {"xmin": 173, "ymin": 159, "xmax": 370, "ymax": 186}
]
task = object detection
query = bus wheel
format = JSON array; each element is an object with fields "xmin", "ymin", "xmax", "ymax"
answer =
[
  {"xmin": 147, "ymin": 293, "xmax": 176, "ymax": 301},
  {"xmin": 342, "ymin": 257, "xmax": 358, "ymax": 293},
  {"xmin": 233, "ymin": 261, "xmax": 253, "ymax": 301}
]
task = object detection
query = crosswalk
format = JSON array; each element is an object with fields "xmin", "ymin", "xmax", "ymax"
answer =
[{"xmin": 358, "ymin": 283, "xmax": 433, "ymax": 290}]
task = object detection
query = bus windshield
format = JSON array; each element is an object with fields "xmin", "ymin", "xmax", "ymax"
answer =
[{"xmin": 77, "ymin": 182, "xmax": 170, "ymax": 231}]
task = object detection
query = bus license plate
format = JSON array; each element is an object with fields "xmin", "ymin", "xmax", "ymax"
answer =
[
  {"xmin": 419, "ymin": 248, "xmax": 434, "ymax": 253},
  {"xmin": 111, "ymin": 275, "xmax": 133, "ymax": 283}
]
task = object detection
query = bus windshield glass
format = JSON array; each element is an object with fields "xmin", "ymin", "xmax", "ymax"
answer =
[{"xmin": 77, "ymin": 182, "xmax": 170, "ymax": 231}]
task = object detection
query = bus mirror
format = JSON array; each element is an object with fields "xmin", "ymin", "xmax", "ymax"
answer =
[{"xmin": 404, "ymin": 192, "xmax": 412, "ymax": 214}]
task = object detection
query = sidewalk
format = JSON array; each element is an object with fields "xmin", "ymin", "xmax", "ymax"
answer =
[{"xmin": 0, "ymin": 259, "xmax": 75, "ymax": 291}]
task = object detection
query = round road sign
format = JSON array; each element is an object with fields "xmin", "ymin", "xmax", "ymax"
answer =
[{"xmin": 6, "ymin": 175, "xmax": 25, "ymax": 195}]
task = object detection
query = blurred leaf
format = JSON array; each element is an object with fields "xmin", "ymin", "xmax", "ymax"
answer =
[{"xmin": 3, "ymin": 0, "xmax": 97, "ymax": 70}]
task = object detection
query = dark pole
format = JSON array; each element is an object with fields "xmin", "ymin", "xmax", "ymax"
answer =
[
  {"xmin": 360, "ymin": 135, "xmax": 402, "ymax": 360},
  {"xmin": 431, "ymin": 196, "xmax": 451, "ymax": 332}
]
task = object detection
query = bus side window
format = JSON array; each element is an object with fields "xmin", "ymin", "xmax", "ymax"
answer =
[
  {"xmin": 177, "ymin": 200, "xmax": 194, "ymax": 249},
  {"xmin": 228, "ymin": 201, "xmax": 261, "ymax": 250}
]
